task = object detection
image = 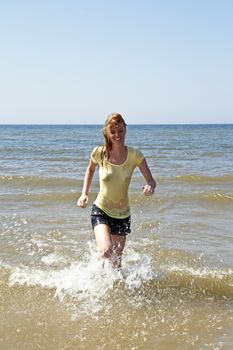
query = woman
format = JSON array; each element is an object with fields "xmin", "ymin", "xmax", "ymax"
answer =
[{"xmin": 77, "ymin": 113, "xmax": 156, "ymax": 268}]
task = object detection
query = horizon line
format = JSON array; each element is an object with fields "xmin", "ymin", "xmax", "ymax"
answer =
[{"xmin": 0, "ymin": 122, "xmax": 233, "ymax": 126}]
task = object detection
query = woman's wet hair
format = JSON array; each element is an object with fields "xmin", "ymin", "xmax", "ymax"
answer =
[{"xmin": 101, "ymin": 113, "xmax": 127, "ymax": 161}]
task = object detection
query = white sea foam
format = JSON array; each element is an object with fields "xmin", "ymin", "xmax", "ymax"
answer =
[
  {"xmin": 167, "ymin": 264, "xmax": 233, "ymax": 279},
  {"xmin": 41, "ymin": 253, "xmax": 67, "ymax": 266},
  {"xmin": 7, "ymin": 241, "xmax": 157, "ymax": 315}
]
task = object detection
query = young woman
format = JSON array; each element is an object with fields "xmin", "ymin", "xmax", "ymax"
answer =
[{"xmin": 77, "ymin": 113, "xmax": 156, "ymax": 268}]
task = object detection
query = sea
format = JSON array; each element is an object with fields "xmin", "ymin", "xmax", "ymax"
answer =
[{"xmin": 0, "ymin": 124, "xmax": 233, "ymax": 350}]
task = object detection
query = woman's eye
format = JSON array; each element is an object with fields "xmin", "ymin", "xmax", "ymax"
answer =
[{"xmin": 110, "ymin": 128, "xmax": 124, "ymax": 135}]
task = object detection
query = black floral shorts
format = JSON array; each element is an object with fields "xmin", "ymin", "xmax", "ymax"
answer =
[{"xmin": 91, "ymin": 204, "xmax": 131, "ymax": 236}]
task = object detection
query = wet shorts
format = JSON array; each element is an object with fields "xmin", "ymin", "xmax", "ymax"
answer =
[{"xmin": 91, "ymin": 204, "xmax": 131, "ymax": 236}]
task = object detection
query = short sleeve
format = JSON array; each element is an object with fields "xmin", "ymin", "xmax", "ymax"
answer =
[
  {"xmin": 135, "ymin": 149, "xmax": 144, "ymax": 166},
  {"xmin": 91, "ymin": 146, "xmax": 104, "ymax": 165},
  {"xmin": 90, "ymin": 146, "xmax": 99, "ymax": 165}
]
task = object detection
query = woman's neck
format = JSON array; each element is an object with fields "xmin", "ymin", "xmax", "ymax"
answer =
[
  {"xmin": 111, "ymin": 144, "xmax": 127, "ymax": 154},
  {"xmin": 109, "ymin": 145, "xmax": 127, "ymax": 164}
]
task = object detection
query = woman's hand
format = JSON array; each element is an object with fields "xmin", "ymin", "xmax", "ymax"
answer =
[
  {"xmin": 142, "ymin": 184, "xmax": 155, "ymax": 196},
  {"xmin": 138, "ymin": 158, "xmax": 156, "ymax": 197},
  {"xmin": 77, "ymin": 194, "xmax": 88, "ymax": 208}
]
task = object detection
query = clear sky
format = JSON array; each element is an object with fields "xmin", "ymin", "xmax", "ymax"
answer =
[{"xmin": 0, "ymin": 0, "xmax": 233, "ymax": 124}]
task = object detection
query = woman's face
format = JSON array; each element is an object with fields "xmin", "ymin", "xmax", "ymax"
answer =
[{"xmin": 108, "ymin": 122, "xmax": 126, "ymax": 145}]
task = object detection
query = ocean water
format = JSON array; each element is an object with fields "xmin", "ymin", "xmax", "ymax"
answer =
[{"xmin": 0, "ymin": 124, "xmax": 233, "ymax": 350}]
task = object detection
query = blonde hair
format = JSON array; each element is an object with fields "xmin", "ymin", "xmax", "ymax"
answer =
[{"xmin": 101, "ymin": 113, "xmax": 127, "ymax": 161}]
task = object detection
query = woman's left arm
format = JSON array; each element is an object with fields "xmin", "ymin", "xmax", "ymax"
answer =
[{"xmin": 138, "ymin": 158, "xmax": 156, "ymax": 196}]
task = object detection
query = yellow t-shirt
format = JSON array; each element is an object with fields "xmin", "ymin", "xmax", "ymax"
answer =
[{"xmin": 91, "ymin": 146, "xmax": 144, "ymax": 218}]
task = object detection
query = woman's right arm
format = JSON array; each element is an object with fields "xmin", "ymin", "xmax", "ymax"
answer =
[{"xmin": 77, "ymin": 159, "xmax": 97, "ymax": 208}]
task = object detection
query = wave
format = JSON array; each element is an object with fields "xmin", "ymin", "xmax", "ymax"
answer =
[
  {"xmin": 201, "ymin": 151, "xmax": 225, "ymax": 157},
  {"xmin": 173, "ymin": 174, "xmax": 233, "ymax": 184},
  {"xmin": 175, "ymin": 190, "xmax": 233, "ymax": 203},
  {"xmin": 0, "ymin": 190, "xmax": 99, "ymax": 204},
  {"xmin": 0, "ymin": 175, "xmax": 81, "ymax": 187},
  {"xmin": 2, "ymin": 257, "xmax": 233, "ymax": 310},
  {"xmin": 1, "ymin": 191, "xmax": 78, "ymax": 203},
  {"xmin": 130, "ymin": 190, "xmax": 233, "ymax": 208},
  {"xmin": 2, "ymin": 173, "xmax": 233, "ymax": 191},
  {"xmin": 201, "ymin": 191, "xmax": 233, "ymax": 203},
  {"xmin": 161, "ymin": 265, "xmax": 233, "ymax": 299}
]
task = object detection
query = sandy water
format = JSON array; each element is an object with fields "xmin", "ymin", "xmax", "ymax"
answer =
[{"xmin": 0, "ymin": 124, "xmax": 233, "ymax": 349}]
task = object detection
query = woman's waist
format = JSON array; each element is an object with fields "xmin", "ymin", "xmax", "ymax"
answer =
[{"xmin": 94, "ymin": 195, "xmax": 130, "ymax": 218}]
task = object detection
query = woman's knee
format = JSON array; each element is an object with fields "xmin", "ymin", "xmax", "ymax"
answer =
[{"xmin": 101, "ymin": 244, "xmax": 113, "ymax": 258}]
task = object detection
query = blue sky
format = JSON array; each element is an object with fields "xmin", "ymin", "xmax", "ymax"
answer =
[{"xmin": 0, "ymin": 0, "xmax": 232, "ymax": 124}]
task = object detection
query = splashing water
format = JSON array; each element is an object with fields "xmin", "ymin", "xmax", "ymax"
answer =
[{"xmin": 7, "ymin": 240, "xmax": 157, "ymax": 318}]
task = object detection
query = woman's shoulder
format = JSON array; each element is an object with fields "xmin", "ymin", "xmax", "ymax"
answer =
[
  {"xmin": 91, "ymin": 145, "xmax": 105, "ymax": 164},
  {"xmin": 91, "ymin": 145, "xmax": 104, "ymax": 153},
  {"xmin": 127, "ymin": 146, "xmax": 143, "ymax": 155},
  {"xmin": 127, "ymin": 146, "xmax": 144, "ymax": 164}
]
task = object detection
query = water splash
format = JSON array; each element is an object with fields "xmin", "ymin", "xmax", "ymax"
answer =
[{"xmin": 7, "ymin": 241, "xmax": 157, "ymax": 317}]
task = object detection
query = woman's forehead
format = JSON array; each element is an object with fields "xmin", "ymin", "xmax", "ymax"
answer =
[{"xmin": 109, "ymin": 121, "xmax": 124, "ymax": 130}]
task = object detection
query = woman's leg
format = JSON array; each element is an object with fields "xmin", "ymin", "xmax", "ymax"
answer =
[
  {"xmin": 94, "ymin": 223, "xmax": 113, "ymax": 259},
  {"xmin": 111, "ymin": 235, "xmax": 126, "ymax": 269},
  {"xmin": 94, "ymin": 224, "xmax": 126, "ymax": 268}
]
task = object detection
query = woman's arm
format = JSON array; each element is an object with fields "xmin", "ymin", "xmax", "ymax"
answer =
[
  {"xmin": 138, "ymin": 158, "xmax": 156, "ymax": 196},
  {"xmin": 77, "ymin": 159, "xmax": 97, "ymax": 208}
]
